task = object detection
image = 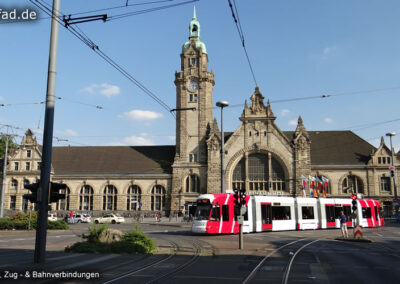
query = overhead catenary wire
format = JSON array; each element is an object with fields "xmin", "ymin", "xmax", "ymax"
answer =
[
  {"xmin": 30, "ymin": 0, "xmax": 174, "ymax": 117},
  {"xmin": 228, "ymin": 0, "xmax": 258, "ymax": 87},
  {"xmin": 106, "ymin": 0, "xmax": 198, "ymax": 21}
]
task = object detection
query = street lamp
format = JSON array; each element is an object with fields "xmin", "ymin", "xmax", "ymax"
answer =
[
  {"xmin": 386, "ymin": 132, "xmax": 398, "ymax": 221},
  {"xmin": 216, "ymin": 101, "xmax": 229, "ymax": 193}
]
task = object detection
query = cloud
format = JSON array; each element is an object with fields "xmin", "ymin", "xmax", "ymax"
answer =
[
  {"xmin": 81, "ymin": 83, "xmax": 120, "ymax": 98},
  {"xmin": 321, "ymin": 46, "xmax": 336, "ymax": 59},
  {"xmin": 324, "ymin": 118, "xmax": 333, "ymax": 123},
  {"xmin": 288, "ymin": 119, "xmax": 297, "ymax": 126},
  {"xmin": 280, "ymin": 109, "xmax": 290, "ymax": 117},
  {"xmin": 122, "ymin": 135, "xmax": 155, "ymax": 146},
  {"xmin": 122, "ymin": 110, "xmax": 163, "ymax": 121}
]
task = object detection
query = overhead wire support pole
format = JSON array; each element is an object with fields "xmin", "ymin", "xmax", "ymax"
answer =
[
  {"xmin": 0, "ymin": 126, "xmax": 10, "ymax": 218},
  {"xmin": 34, "ymin": 0, "xmax": 60, "ymax": 264}
]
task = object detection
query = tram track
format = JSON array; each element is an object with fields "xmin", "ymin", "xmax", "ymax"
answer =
[
  {"xmin": 243, "ymin": 238, "xmax": 320, "ymax": 284},
  {"xmin": 102, "ymin": 237, "xmax": 209, "ymax": 284},
  {"xmin": 102, "ymin": 240, "xmax": 179, "ymax": 284}
]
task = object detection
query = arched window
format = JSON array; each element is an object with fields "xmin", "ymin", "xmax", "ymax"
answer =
[
  {"xmin": 23, "ymin": 179, "xmax": 30, "ymax": 187},
  {"xmin": 342, "ymin": 175, "xmax": 364, "ymax": 194},
  {"xmin": 11, "ymin": 179, "xmax": 18, "ymax": 190},
  {"xmin": 79, "ymin": 185, "xmax": 93, "ymax": 211},
  {"xmin": 103, "ymin": 185, "xmax": 118, "ymax": 211},
  {"xmin": 151, "ymin": 185, "xmax": 166, "ymax": 211},
  {"xmin": 185, "ymin": 175, "xmax": 200, "ymax": 193},
  {"xmin": 232, "ymin": 153, "xmax": 286, "ymax": 191},
  {"xmin": 127, "ymin": 185, "xmax": 141, "ymax": 211},
  {"xmin": 57, "ymin": 187, "xmax": 71, "ymax": 211}
]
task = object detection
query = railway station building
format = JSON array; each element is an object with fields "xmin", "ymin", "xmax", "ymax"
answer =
[{"xmin": 1, "ymin": 10, "xmax": 398, "ymax": 217}]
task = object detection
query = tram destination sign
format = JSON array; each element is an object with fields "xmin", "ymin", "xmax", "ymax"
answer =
[{"xmin": 247, "ymin": 191, "xmax": 290, "ymax": 196}]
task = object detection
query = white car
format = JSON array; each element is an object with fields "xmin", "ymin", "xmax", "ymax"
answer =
[
  {"xmin": 93, "ymin": 214, "xmax": 125, "ymax": 224},
  {"xmin": 48, "ymin": 214, "xmax": 57, "ymax": 221}
]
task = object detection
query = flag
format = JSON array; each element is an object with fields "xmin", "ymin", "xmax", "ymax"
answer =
[
  {"xmin": 321, "ymin": 176, "xmax": 329, "ymax": 197},
  {"xmin": 309, "ymin": 175, "xmax": 315, "ymax": 197},
  {"xmin": 301, "ymin": 175, "xmax": 308, "ymax": 198},
  {"xmin": 315, "ymin": 177, "xmax": 323, "ymax": 198}
]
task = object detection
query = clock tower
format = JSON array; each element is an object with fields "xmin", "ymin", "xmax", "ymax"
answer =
[{"xmin": 171, "ymin": 7, "xmax": 215, "ymax": 212}]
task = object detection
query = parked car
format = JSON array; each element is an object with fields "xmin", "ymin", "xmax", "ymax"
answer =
[
  {"xmin": 93, "ymin": 214, "xmax": 125, "ymax": 224},
  {"xmin": 48, "ymin": 214, "xmax": 57, "ymax": 221},
  {"xmin": 66, "ymin": 214, "xmax": 92, "ymax": 224}
]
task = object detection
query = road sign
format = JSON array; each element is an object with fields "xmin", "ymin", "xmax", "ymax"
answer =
[{"xmin": 354, "ymin": 225, "xmax": 363, "ymax": 239}]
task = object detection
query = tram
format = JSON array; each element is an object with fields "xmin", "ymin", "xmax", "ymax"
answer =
[{"xmin": 192, "ymin": 193, "xmax": 384, "ymax": 234}]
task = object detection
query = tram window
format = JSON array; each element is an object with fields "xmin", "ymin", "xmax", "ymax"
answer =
[
  {"xmin": 335, "ymin": 207, "xmax": 343, "ymax": 219},
  {"xmin": 362, "ymin": 207, "xmax": 371, "ymax": 219},
  {"xmin": 222, "ymin": 205, "xmax": 229, "ymax": 221},
  {"xmin": 302, "ymin": 206, "xmax": 314, "ymax": 219},
  {"xmin": 325, "ymin": 205, "xmax": 335, "ymax": 222},
  {"xmin": 261, "ymin": 204, "xmax": 272, "ymax": 224},
  {"xmin": 210, "ymin": 205, "xmax": 220, "ymax": 221},
  {"xmin": 343, "ymin": 206, "xmax": 352, "ymax": 221},
  {"xmin": 374, "ymin": 207, "xmax": 379, "ymax": 221},
  {"xmin": 195, "ymin": 205, "xmax": 211, "ymax": 221},
  {"xmin": 271, "ymin": 206, "xmax": 291, "ymax": 220}
]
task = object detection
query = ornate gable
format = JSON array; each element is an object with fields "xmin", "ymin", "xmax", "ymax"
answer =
[{"xmin": 241, "ymin": 87, "xmax": 276, "ymax": 121}]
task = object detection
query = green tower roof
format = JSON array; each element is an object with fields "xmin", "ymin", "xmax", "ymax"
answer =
[{"xmin": 182, "ymin": 6, "xmax": 207, "ymax": 54}]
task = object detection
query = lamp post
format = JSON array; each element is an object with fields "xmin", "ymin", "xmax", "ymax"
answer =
[
  {"xmin": 386, "ymin": 132, "xmax": 398, "ymax": 221},
  {"xmin": 216, "ymin": 101, "xmax": 229, "ymax": 193}
]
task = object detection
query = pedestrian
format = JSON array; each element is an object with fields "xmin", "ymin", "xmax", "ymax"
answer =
[{"xmin": 339, "ymin": 210, "xmax": 349, "ymax": 238}]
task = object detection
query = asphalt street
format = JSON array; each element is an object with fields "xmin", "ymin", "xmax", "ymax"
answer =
[{"xmin": 0, "ymin": 220, "xmax": 399, "ymax": 283}]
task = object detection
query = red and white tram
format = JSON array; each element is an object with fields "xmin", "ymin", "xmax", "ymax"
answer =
[{"xmin": 192, "ymin": 193, "xmax": 384, "ymax": 234}]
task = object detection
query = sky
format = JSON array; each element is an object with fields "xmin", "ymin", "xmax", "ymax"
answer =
[{"xmin": 1, "ymin": 0, "xmax": 400, "ymax": 152}]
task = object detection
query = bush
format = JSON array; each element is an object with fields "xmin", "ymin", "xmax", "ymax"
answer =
[
  {"xmin": 82, "ymin": 224, "xmax": 109, "ymax": 243},
  {"xmin": 65, "ymin": 224, "xmax": 155, "ymax": 254},
  {"xmin": 47, "ymin": 220, "xmax": 69, "ymax": 230},
  {"xmin": 0, "ymin": 218, "xmax": 68, "ymax": 230},
  {"xmin": 10, "ymin": 212, "xmax": 37, "ymax": 222}
]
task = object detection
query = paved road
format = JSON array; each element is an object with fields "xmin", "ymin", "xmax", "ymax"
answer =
[{"xmin": 0, "ymin": 221, "xmax": 399, "ymax": 283}]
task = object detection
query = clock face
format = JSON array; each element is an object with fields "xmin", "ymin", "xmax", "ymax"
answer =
[{"xmin": 188, "ymin": 80, "xmax": 199, "ymax": 91}]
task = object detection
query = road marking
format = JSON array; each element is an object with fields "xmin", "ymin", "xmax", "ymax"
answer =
[
  {"xmin": 47, "ymin": 253, "xmax": 85, "ymax": 261},
  {"xmin": 60, "ymin": 254, "xmax": 118, "ymax": 270}
]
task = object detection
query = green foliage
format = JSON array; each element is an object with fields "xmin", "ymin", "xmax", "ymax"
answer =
[
  {"xmin": 47, "ymin": 220, "xmax": 69, "ymax": 230},
  {"xmin": 10, "ymin": 212, "xmax": 37, "ymax": 222},
  {"xmin": 0, "ymin": 217, "xmax": 68, "ymax": 230},
  {"xmin": 66, "ymin": 224, "xmax": 155, "ymax": 254},
  {"xmin": 82, "ymin": 224, "xmax": 108, "ymax": 243},
  {"xmin": 0, "ymin": 135, "xmax": 18, "ymax": 159}
]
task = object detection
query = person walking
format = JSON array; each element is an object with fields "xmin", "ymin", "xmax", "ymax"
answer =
[{"xmin": 339, "ymin": 210, "xmax": 349, "ymax": 238}]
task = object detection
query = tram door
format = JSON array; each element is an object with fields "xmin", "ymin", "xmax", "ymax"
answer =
[{"xmin": 261, "ymin": 203, "xmax": 272, "ymax": 230}]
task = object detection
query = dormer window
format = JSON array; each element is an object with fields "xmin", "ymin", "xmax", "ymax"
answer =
[
  {"xmin": 388, "ymin": 157, "xmax": 391, "ymax": 164},
  {"xmin": 378, "ymin": 157, "xmax": 381, "ymax": 164},
  {"xmin": 27, "ymin": 150, "xmax": 31, "ymax": 158},
  {"xmin": 382, "ymin": 157, "xmax": 386, "ymax": 164}
]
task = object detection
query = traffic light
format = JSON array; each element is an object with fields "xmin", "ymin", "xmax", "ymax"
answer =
[
  {"xmin": 23, "ymin": 181, "xmax": 40, "ymax": 203},
  {"xmin": 233, "ymin": 189, "xmax": 240, "ymax": 205},
  {"xmin": 390, "ymin": 166, "xmax": 395, "ymax": 178},
  {"xmin": 352, "ymin": 199, "xmax": 357, "ymax": 212},
  {"xmin": 239, "ymin": 189, "xmax": 247, "ymax": 205},
  {"xmin": 49, "ymin": 182, "xmax": 67, "ymax": 203}
]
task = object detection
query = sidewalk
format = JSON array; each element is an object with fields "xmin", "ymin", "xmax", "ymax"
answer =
[{"xmin": 124, "ymin": 216, "xmax": 193, "ymax": 227}]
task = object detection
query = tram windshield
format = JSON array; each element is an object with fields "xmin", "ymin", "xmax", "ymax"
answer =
[{"xmin": 195, "ymin": 204, "xmax": 212, "ymax": 221}]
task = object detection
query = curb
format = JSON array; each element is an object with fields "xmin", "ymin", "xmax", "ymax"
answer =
[{"xmin": 335, "ymin": 237, "xmax": 373, "ymax": 243}]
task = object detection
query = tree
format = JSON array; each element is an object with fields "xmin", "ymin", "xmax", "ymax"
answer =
[{"xmin": 0, "ymin": 135, "xmax": 17, "ymax": 159}]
